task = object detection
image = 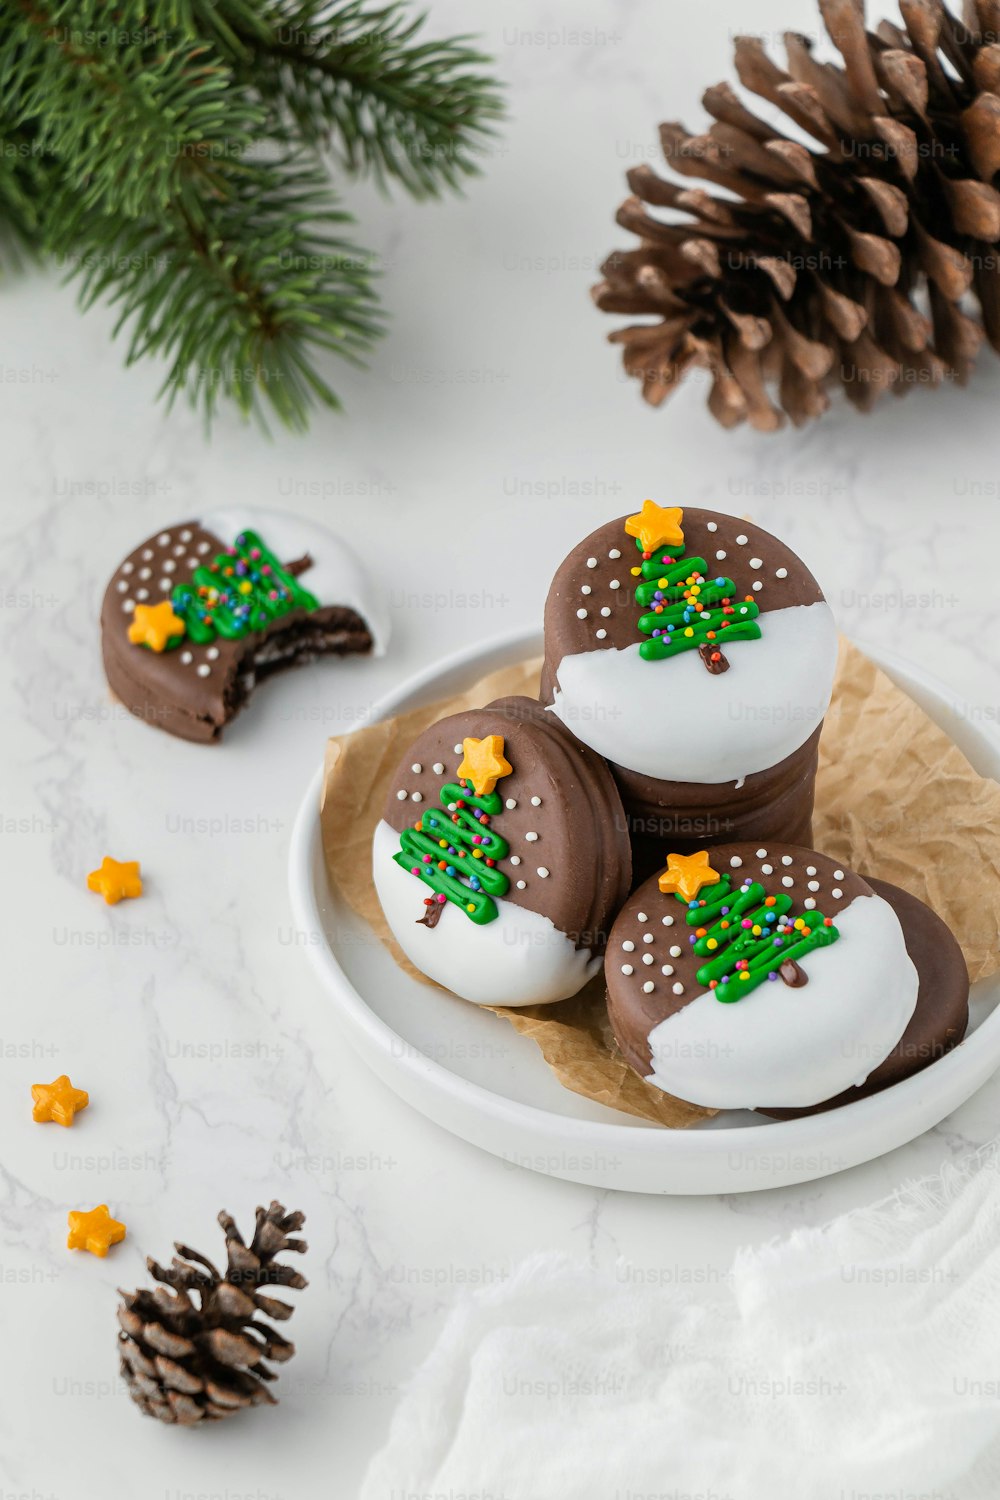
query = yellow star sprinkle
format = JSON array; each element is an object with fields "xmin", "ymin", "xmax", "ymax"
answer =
[
  {"xmin": 67, "ymin": 1204, "xmax": 126, "ymax": 1258},
  {"xmin": 624, "ymin": 500, "xmax": 685, "ymax": 554},
  {"xmin": 87, "ymin": 856, "xmax": 143, "ymax": 905},
  {"xmin": 658, "ymin": 850, "xmax": 721, "ymax": 903},
  {"xmin": 127, "ymin": 600, "xmax": 185, "ymax": 653},
  {"xmin": 32, "ymin": 1075, "xmax": 89, "ymax": 1127},
  {"xmin": 457, "ymin": 735, "xmax": 513, "ymax": 797}
]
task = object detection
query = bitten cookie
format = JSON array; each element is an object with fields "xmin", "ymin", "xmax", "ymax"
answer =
[
  {"xmin": 605, "ymin": 843, "xmax": 968, "ymax": 1115},
  {"xmin": 101, "ymin": 509, "xmax": 387, "ymax": 742},
  {"xmin": 540, "ymin": 504, "xmax": 838, "ymax": 878},
  {"xmin": 373, "ymin": 696, "xmax": 632, "ymax": 1006}
]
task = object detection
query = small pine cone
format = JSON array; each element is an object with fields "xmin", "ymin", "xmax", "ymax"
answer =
[
  {"xmin": 118, "ymin": 1201, "xmax": 307, "ymax": 1425},
  {"xmin": 594, "ymin": 0, "xmax": 1000, "ymax": 430}
]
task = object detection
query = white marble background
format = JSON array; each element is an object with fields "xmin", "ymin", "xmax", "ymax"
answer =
[{"xmin": 2, "ymin": 0, "xmax": 999, "ymax": 1495}]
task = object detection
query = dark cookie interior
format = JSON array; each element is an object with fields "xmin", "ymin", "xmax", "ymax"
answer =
[{"xmin": 382, "ymin": 695, "xmax": 631, "ymax": 950}]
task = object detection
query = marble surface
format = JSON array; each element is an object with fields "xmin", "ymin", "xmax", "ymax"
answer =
[{"xmin": 2, "ymin": 0, "xmax": 1000, "ymax": 1494}]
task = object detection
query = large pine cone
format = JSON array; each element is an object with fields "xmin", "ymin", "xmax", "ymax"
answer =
[
  {"xmin": 118, "ymin": 1202, "xmax": 307, "ymax": 1424},
  {"xmin": 594, "ymin": 0, "xmax": 1000, "ymax": 429}
]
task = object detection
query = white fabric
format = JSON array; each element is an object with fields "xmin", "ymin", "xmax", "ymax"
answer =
[{"xmin": 362, "ymin": 1146, "xmax": 1000, "ymax": 1499}]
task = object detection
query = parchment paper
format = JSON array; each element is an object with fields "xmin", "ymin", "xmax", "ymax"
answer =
[{"xmin": 321, "ymin": 640, "xmax": 1000, "ymax": 1128}]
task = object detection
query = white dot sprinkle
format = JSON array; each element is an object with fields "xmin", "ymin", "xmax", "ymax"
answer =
[
  {"xmin": 206, "ymin": 646, "xmax": 219, "ymax": 661},
  {"xmin": 643, "ymin": 981, "xmax": 655, "ymax": 993},
  {"xmin": 832, "ymin": 887, "xmax": 843, "ymax": 899},
  {"xmin": 136, "ymin": 587, "xmax": 148, "ymax": 600},
  {"xmin": 752, "ymin": 581, "xmax": 763, "ymax": 592},
  {"xmin": 197, "ymin": 664, "xmax": 210, "ymax": 678},
  {"xmin": 409, "ymin": 763, "xmax": 421, "ymax": 775},
  {"xmin": 672, "ymin": 982, "xmax": 685, "ymax": 996},
  {"xmin": 669, "ymin": 945, "xmax": 682, "ymax": 958},
  {"xmin": 596, "ymin": 629, "xmax": 607, "ymax": 639},
  {"xmin": 586, "ymin": 557, "xmax": 597, "ymax": 568},
  {"xmin": 808, "ymin": 880, "xmax": 820, "ymax": 892},
  {"xmin": 454, "ymin": 743, "xmax": 463, "ymax": 755},
  {"xmin": 432, "ymin": 762, "xmax": 444, "ymax": 774},
  {"xmin": 157, "ymin": 532, "xmax": 170, "ymax": 545},
  {"xmin": 516, "ymin": 880, "xmax": 526, "ymax": 889},
  {"xmin": 622, "ymin": 940, "xmax": 635, "ymax": 952},
  {"xmin": 637, "ymin": 912, "xmax": 648, "ymax": 923},
  {"xmin": 577, "ymin": 608, "xmax": 588, "ymax": 619},
  {"xmin": 530, "ymin": 796, "xmax": 542, "ymax": 806},
  {"xmin": 609, "ymin": 548, "xmax": 621, "ymax": 559},
  {"xmin": 749, "ymin": 557, "xmax": 763, "ymax": 569},
  {"xmin": 142, "ymin": 549, "xmax": 153, "ymax": 560},
  {"xmin": 730, "ymin": 856, "xmax": 743, "ymax": 868},
  {"xmin": 761, "ymin": 863, "xmax": 773, "ymax": 874},
  {"xmin": 537, "ymin": 867, "xmax": 549, "ymax": 879},
  {"xmin": 834, "ymin": 870, "xmax": 845, "ymax": 880},
  {"xmin": 736, "ymin": 533, "xmax": 748, "ymax": 545},
  {"xmin": 621, "ymin": 964, "xmax": 634, "ymax": 975},
  {"xmin": 707, "ymin": 521, "xmax": 718, "ymax": 532},
  {"xmin": 642, "ymin": 953, "xmax": 654, "ymax": 966},
  {"xmin": 804, "ymin": 898, "xmax": 816, "ymax": 909},
  {"xmin": 180, "ymin": 529, "xmax": 192, "ymax": 542},
  {"xmin": 661, "ymin": 964, "xmax": 674, "ymax": 976},
  {"xmin": 716, "ymin": 550, "xmax": 727, "ymax": 561},
  {"xmin": 756, "ymin": 849, "xmax": 767, "ymax": 858},
  {"xmin": 525, "ymin": 832, "xmax": 538, "ymax": 842},
  {"xmin": 806, "ymin": 866, "xmax": 817, "ymax": 876},
  {"xmin": 121, "ymin": 561, "xmax": 134, "ymax": 574},
  {"xmin": 198, "ymin": 541, "xmax": 211, "ymax": 554},
  {"xmin": 173, "ymin": 544, "xmax": 186, "ymax": 556},
  {"xmin": 642, "ymin": 932, "xmax": 654, "ymax": 943},
  {"xmin": 609, "ymin": 579, "xmax": 621, "ymax": 590},
  {"xmin": 122, "ymin": 599, "xmax": 134, "ymax": 612},
  {"xmin": 506, "ymin": 799, "xmax": 517, "ymax": 810},
  {"xmin": 600, "ymin": 607, "xmax": 611, "ymax": 617},
  {"xmin": 163, "ymin": 559, "xmax": 176, "ymax": 573},
  {"xmin": 661, "ymin": 914, "xmax": 674, "ymax": 927},
  {"xmin": 781, "ymin": 876, "xmax": 794, "ymax": 887},
  {"xmin": 158, "ymin": 578, "xmax": 170, "ymax": 591},
  {"xmin": 447, "ymin": 803, "xmax": 457, "ymax": 812},
  {"xmin": 116, "ymin": 580, "xmax": 127, "ymax": 593},
  {"xmin": 396, "ymin": 789, "xmax": 406, "ymax": 800},
  {"xmin": 180, "ymin": 650, "xmax": 193, "ymax": 665},
  {"xmin": 410, "ymin": 792, "xmax": 422, "ymax": 802},
  {"xmin": 781, "ymin": 855, "xmax": 793, "ymax": 865},
  {"xmin": 139, "ymin": 567, "xmax": 151, "ymax": 580},
  {"xmin": 509, "ymin": 855, "xmax": 521, "ymax": 866},
  {"xmin": 776, "ymin": 567, "xmax": 788, "ymax": 579}
]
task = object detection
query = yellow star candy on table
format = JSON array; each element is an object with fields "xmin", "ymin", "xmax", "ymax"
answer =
[
  {"xmin": 87, "ymin": 856, "xmax": 143, "ymax": 905},
  {"xmin": 624, "ymin": 500, "xmax": 685, "ymax": 554},
  {"xmin": 457, "ymin": 735, "xmax": 513, "ymax": 797},
  {"xmin": 32, "ymin": 1075, "xmax": 89, "ymax": 1127},
  {"xmin": 127, "ymin": 600, "xmax": 185, "ymax": 652},
  {"xmin": 67, "ymin": 1204, "xmax": 127, "ymax": 1258},
  {"xmin": 658, "ymin": 850, "xmax": 721, "ymax": 903}
]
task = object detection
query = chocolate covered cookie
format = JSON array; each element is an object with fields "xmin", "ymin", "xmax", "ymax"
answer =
[
  {"xmin": 373, "ymin": 696, "xmax": 631, "ymax": 1006},
  {"xmin": 606, "ymin": 843, "xmax": 968, "ymax": 1115},
  {"xmin": 101, "ymin": 509, "xmax": 387, "ymax": 742},
  {"xmin": 540, "ymin": 505, "xmax": 838, "ymax": 878}
]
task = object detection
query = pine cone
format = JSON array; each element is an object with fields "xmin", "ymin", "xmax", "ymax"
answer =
[
  {"xmin": 117, "ymin": 1202, "xmax": 307, "ymax": 1424},
  {"xmin": 594, "ymin": 0, "xmax": 1000, "ymax": 430}
]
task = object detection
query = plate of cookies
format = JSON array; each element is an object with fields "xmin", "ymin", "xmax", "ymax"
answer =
[{"xmin": 289, "ymin": 503, "xmax": 1000, "ymax": 1195}]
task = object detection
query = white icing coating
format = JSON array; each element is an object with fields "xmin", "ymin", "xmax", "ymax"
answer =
[
  {"xmin": 644, "ymin": 894, "xmax": 919, "ymax": 1109},
  {"xmin": 372, "ymin": 821, "xmax": 598, "ymax": 1007},
  {"xmin": 199, "ymin": 507, "xmax": 389, "ymax": 654},
  {"xmin": 548, "ymin": 603, "xmax": 838, "ymax": 784}
]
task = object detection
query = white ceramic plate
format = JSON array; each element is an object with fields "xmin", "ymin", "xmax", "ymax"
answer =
[{"xmin": 288, "ymin": 628, "xmax": 1000, "ymax": 1195}]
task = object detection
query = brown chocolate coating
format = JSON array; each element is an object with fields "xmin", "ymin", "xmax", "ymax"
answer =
[
  {"xmin": 606, "ymin": 842, "xmax": 968, "ymax": 1115},
  {"xmin": 382, "ymin": 696, "xmax": 631, "ymax": 950},
  {"xmin": 539, "ymin": 510, "xmax": 829, "ymax": 874},
  {"xmin": 101, "ymin": 521, "xmax": 372, "ymax": 742}
]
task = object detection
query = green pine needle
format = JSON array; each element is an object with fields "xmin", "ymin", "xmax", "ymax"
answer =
[{"xmin": 0, "ymin": 0, "xmax": 503, "ymax": 430}]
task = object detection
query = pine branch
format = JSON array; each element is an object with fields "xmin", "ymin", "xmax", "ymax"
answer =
[
  {"xmin": 56, "ymin": 149, "xmax": 382, "ymax": 430},
  {"xmin": 202, "ymin": 0, "xmax": 504, "ymax": 196}
]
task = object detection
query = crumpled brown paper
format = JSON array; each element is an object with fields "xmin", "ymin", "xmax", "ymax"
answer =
[{"xmin": 321, "ymin": 639, "xmax": 1000, "ymax": 1128}]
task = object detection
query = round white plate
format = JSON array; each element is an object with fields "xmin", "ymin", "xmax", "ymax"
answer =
[{"xmin": 288, "ymin": 628, "xmax": 1000, "ymax": 1195}]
